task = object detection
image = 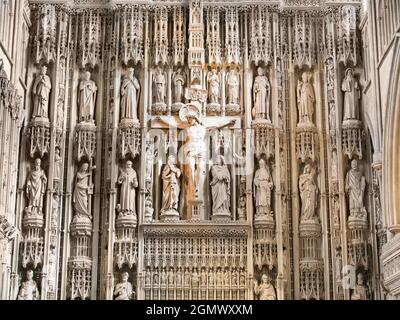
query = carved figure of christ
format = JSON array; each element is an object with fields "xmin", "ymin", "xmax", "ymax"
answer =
[{"xmin": 155, "ymin": 116, "xmax": 236, "ymax": 198}]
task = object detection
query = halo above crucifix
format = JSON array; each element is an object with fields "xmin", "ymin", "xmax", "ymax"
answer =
[{"xmin": 179, "ymin": 102, "xmax": 202, "ymax": 123}]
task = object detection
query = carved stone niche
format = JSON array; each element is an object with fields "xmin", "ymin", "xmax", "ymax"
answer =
[
  {"xmin": 118, "ymin": 119, "xmax": 141, "ymax": 160},
  {"xmin": 75, "ymin": 122, "xmax": 96, "ymax": 162},
  {"xmin": 33, "ymin": 4, "xmax": 57, "ymax": 65},
  {"xmin": 20, "ymin": 220, "xmax": 44, "ymax": 269},
  {"xmin": 295, "ymin": 125, "xmax": 318, "ymax": 163},
  {"xmin": 347, "ymin": 220, "xmax": 369, "ymax": 270},
  {"xmin": 342, "ymin": 119, "xmax": 363, "ymax": 159},
  {"xmin": 151, "ymin": 66, "xmax": 168, "ymax": 115},
  {"xmin": 252, "ymin": 121, "xmax": 275, "ymax": 160},
  {"xmin": 253, "ymin": 218, "xmax": 277, "ymax": 272},
  {"xmin": 206, "ymin": 68, "xmax": 222, "ymax": 116},
  {"xmin": 299, "ymin": 220, "xmax": 324, "ymax": 300},
  {"xmin": 114, "ymin": 220, "xmax": 138, "ymax": 269},
  {"xmin": 26, "ymin": 118, "xmax": 51, "ymax": 159},
  {"xmin": 67, "ymin": 258, "xmax": 92, "ymax": 300}
]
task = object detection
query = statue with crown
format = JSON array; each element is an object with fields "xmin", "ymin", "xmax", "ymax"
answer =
[{"xmin": 155, "ymin": 78, "xmax": 236, "ymax": 220}]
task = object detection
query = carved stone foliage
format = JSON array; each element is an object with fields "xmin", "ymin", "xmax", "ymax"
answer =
[
  {"xmin": 33, "ymin": 4, "xmax": 57, "ymax": 65},
  {"xmin": 120, "ymin": 6, "xmax": 144, "ymax": 66}
]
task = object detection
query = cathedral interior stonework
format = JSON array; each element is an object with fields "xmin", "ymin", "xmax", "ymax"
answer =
[{"xmin": 0, "ymin": 0, "xmax": 399, "ymax": 301}]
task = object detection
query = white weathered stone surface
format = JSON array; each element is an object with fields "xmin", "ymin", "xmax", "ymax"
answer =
[{"xmin": 0, "ymin": 0, "xmax": 399, "ymax": 301}]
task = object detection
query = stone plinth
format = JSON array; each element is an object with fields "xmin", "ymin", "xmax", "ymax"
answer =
[
  {"xmin": 152, "ymin": 102, "xmax": 167, "ymax": 115},
  {"xmin": 211, "ymin": 211, "xmax": 231, "ymax": 222},
  {"xmin": 160, "ymin": 209, "xmax": 180, "ymax": 222},
  {"xmin": 207, "ymin": 102, "xmax": 221, "ymax": 115}
]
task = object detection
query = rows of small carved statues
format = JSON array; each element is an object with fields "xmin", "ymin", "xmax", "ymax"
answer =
[{"xmin": 112, "ymin": 267, "xmax": 276, "ymax": 300}]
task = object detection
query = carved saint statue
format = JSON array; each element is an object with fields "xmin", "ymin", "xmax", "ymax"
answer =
[
  {"xmin": 210, "ymin": 155, "xmax": 231, "ymax": 215},
  {"xmin": 345, "ymin": 160, "xmax": 367, "ymax": 219},
  {"xmin": 117, "ymin": 160, "xmax": 138, "ymax": 215},
  {"xmin": 73, "ymin": 162, "xmax": 95, "ymax": 220},
  {"xmin": 78, "ymin": 71, "xmax": 97, "ymax": 123},
  {"xmin": 153, "ymin": 66, "xmax": 166, "ymax": 104},
  {"xmin": 253, "ymin": 67, "xmax": 271, "ymax": 121},
  {"xmin": 253, "ymin": 274, "xmax": 276, "ymax": 300},
  {"xmin": 253, "ymin": 159, "xmax": 274, "ymax": 216},
  {"xmin": 54, "ymin": 148, "xmax": 61, "ymax": 180},
  {"xmin": 32, "ymin": 65, "xmax": 52, "ymax": 119},
  {"xmin": 173, "ymin": 68, "xmax": 186, "ymax": 103},
  {"xmin": 342, "ymin": 68, "xmax": 360, "ymax": 121},
  {"xmin": 299, "ymin": 164, "xmax": 318, "ymax": 222},
  {"xmin": 351, "ymin": 273, "xmax": 368, "ymax": 300},
  {"xmin": 120, "ymin": 68, "xmax": 140, "ymax": 120},
  {"xmin": 26, "ymin": 158, "xmax": 47, "ymax": 215},
  {"xmin": 17, "ymin": 270, "xmax": 39, "ymax": 300},
  {"xmin": 226, "ymin": 68, "xmax": 239, "ymax": 105},
  {"xmin": 114, "ymin": 272, "xmax": 134, "ymax": 300},
  {"xmin": 207, "ymin": 68, "xmax": 220, "ymax": 104},
  {"xmin": 161, "ymin": 155, "xmax": 181, "ymax": 213},
  {"xmin": 297, "ymin": 72, "xmax": 315, "ymax": 125}
]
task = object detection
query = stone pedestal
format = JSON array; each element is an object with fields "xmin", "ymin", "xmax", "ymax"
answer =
[
  {"xmin": 151, "ymin": 102, "xmax": 167, "ymax": 115},
  {"xmin": 159, "ymin": 209, "xmax": 180, "ymax": 222},
  {"xmin": 211, "ymin": 211, "xmax": 231, "ymax": 222},
  {"xmin": 206, "ymin": 102, "xmax": 221, "ymax": 115},
  {"xmin": 226, "ymin": 103, "xmax": 240, "ymax": 116},
  {"xmin": 171, "ymin": 102, "xmax": 185, "ymax": 114}
]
